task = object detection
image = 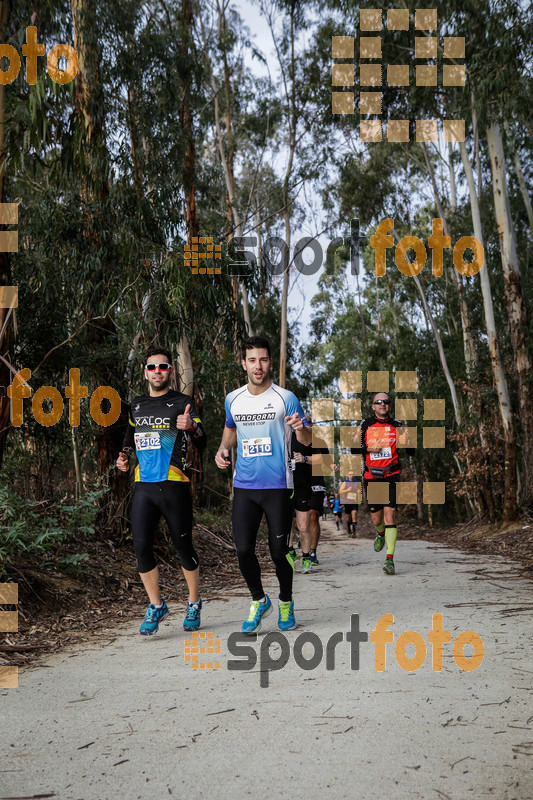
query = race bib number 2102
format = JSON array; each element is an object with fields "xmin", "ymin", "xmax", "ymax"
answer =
[{"xmin": 135, "ymin": 432, "xmax": 161, "ymax": 451}]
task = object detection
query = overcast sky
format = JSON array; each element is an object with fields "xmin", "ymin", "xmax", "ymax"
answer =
[{"xmin": 232, "ymin": 0, "xmax": 359, "ymax": 344}]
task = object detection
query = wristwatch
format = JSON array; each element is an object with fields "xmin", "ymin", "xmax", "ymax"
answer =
[{"xmin": 303, "ymin": 455, "xmax": 309, "ymax": 463}]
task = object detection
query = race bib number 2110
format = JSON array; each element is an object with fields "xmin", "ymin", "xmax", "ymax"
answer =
[{"xmin": 243, "ymin": 437, "xmax": 272, "ymax": 457}]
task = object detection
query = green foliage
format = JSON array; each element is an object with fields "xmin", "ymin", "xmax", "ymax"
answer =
[{"xmin": 0, "ymin": 486, "xmax": 105, "ymax": 578}]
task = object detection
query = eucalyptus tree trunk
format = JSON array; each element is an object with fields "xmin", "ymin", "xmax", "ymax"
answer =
[
  {"xmin": 203, "ymin": 1, "xmax": 253, "ymax": 338},
  {"xmin": 447, "ymin": 142, "xmax": 457, "ymax": 212},
  {"xmin": 410, "ymin": 275, "xmax": 478, "ymax": 517},
  {"xmin": 487, "ymin": 122, "xmax": 533, "ymax": 506},
  {"xmin": 421, "ymin": 143, "xmax": 477, "ymax": 379},
  {"xmin": 412, "ymin": 274, "xmax": 461, "ymax": 427},
  {"xmin": 177, "ymin": 335, "xmax": 194, "ymax": 397},
  {"xmin": 179, "ymin": 0, "xmax": 204, "ymax": 498},
  {"xmin": 278, "ymin": 2, "xmax": 297, "ymax": 388},
  {"xmin": 0, "ymin": 0, "xmax": 12, "ymax": 466},
  {"xmin": 460, "ymin": 141, "xmax": 517, "ymax": 520},
  {"xmin": 503, "ymin": 121, "xmax": 533, "ymax": 236},
  {"xmin": 72, "ymin": 0, "xmax": 128, "ymax": 534}
]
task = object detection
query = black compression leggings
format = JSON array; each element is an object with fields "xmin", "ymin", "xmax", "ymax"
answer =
[
  {"xmin": 232, "ymin": 488, "xmax": 294, "ymax": 602},
  {"xmin": 131, "ymin": 481, "xmax": 199, "ymax": 573}
]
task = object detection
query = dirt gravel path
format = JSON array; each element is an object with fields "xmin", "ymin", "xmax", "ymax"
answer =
[{"xmin": 2, "ymin": 521, "xmax": 532, "ymax": 800}]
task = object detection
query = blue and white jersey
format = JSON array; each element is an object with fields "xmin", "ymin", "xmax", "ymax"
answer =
[{"xmin": 224, "ymin": 382, "xmax": 309, "ymax": 489}]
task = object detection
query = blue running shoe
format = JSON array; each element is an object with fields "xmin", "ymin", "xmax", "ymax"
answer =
[
  {"xmin": 278, "ymin": 599, "xmax": 296, "ymax": 631},
  {"xmin": 183, "ymin": 597, "xmax": 202, "ymax": 631},
  {"xmin": 309, "ymin": 549, "xmax": 319, "ymax": 566},
  {"xmin": 140, "ymin": 600, "xmax": 169, "ymax": 635},
  {"xmin": 242, "ymin": 595, "xmax": 272, "ymax": 634}
]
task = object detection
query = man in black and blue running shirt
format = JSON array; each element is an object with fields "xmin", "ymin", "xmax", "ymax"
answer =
[
  {"xmin": 116, "ymin": 347, "xmax": 206, "ymax": 634},
  {"xmin": 215, "ymin": 336, "xmax": 311, "ymax": 634}
]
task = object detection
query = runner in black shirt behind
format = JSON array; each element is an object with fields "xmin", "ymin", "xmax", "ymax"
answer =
[{"xmin": 289, "ymin": 427, "xmax": 337, "ymax": 570}]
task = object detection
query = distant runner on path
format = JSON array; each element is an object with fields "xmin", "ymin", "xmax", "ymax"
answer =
[
  {"xmin": 339, "ymin": 470, "xmax": 360, "ymax": 538},
  {"xmin": 352, "ymin": 392, "xmax": 415, "ymax": 575},
  {"xmin": 331, "ymin": 493, "xmax": 343, "ymax": 530}
]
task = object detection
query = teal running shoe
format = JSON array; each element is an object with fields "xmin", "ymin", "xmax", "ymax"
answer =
[
  {"xmin": 383, "ymin": 558, "xmax": 395, "ymax": 575},
  {"xmin": 242, "ymin": 595, "xmax": 272, "ymax": 634},
  {"xmin": 140, "ymin": 600, "xmax": 169, "ymax": 635},
  {"xmin": 183, "ymin": 597, "xmax": 202, "ymax": 631},
  {"xmin": 278, "ymin": 600, "xmax": 296, "ymax": 631},
  {"xmin": 374, "ymin": 533, "xmax": 385, "ymax": 552}
]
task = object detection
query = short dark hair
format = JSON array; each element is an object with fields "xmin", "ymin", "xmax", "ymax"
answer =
[
  {"xmin": 241, "ymin": 336, "xmax": 271, "ymax": 361},
  {"xmin": 145, "ymin": 346, "xmax": 172, "ymax": 365}
]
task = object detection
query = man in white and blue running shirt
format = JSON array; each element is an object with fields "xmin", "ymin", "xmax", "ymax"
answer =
[{"xmin": 215, "ymin": 336, "xmax": 311, "ymax": 634}]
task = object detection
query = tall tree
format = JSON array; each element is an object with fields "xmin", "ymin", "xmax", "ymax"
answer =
[
  {"xmin": 0, "ymin": 0, "xmax": 13, "ymax": 466},
  {"xmin": 459, "ymin": 140, "xmax": 517, "ymax": 519},
  {"xmin": 487, "ymin": 123, "xmax": 533, "ymax": 506}
]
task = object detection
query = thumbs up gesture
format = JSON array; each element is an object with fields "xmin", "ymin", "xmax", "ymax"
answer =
[{"xmin": 177, "ymin": 403, "xmax": 194, "ymax": 431}]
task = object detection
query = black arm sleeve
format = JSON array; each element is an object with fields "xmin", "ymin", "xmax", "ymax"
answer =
[{"xmin": 122, "ymin": 409, "xmax": 135, "ymax": 451}]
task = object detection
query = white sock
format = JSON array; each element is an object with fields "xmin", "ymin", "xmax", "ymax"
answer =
[
  {"xmin": 154, "ymin": 602, "xmax": 164, "ymax": 609},
  {"xmin": 256, "ymin": 597, "xmax": 266, "ymax": 604}
]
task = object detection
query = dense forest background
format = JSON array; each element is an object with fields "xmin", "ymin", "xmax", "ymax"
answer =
[{"xmin": 0, "ymin": 0, "xmax": 532, "ymax": 577}]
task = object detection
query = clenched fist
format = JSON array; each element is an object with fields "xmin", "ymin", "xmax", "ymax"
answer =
[{"xmin": 116, "ymin": 452, "xmax": 130, "ymax": 472}]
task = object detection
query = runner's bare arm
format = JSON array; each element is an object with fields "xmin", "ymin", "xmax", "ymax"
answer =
[
  {"xmin": 215, "ymin": 425, "xmax": 237, "ymax": 469},
  {"xmin": 286, "ymin": 413, "xmax": 312, "ymax": 445}
]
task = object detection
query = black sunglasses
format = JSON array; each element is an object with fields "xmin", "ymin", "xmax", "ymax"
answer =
[
  {"xmin": 146, "ymin": 362, "xmax": 171, "ymax": 371},
  {"xmin": 374, "ymin": 399, "xmax": 390, "ymax": 406}
]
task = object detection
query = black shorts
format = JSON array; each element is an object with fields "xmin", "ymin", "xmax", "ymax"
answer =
[
  {"xmin": 343, "ymin": 504, "xmax": 358, "ymax": 515},
  {"xmin": 363, "ymin": 473, "xmax": 400, "ymax": 512},
  {"xmin": 309, "ymin": 485, "xmax": 326, "ymax": 512},
  {"xmin": 293, "ymin": 486, "xmax": 309, "ymax": 512}
]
